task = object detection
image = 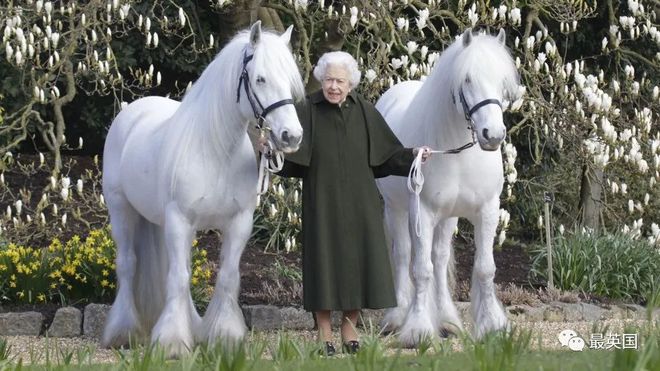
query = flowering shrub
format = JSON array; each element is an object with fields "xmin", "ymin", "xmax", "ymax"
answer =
[
  {"xmin": 252, "ymin": 177, "xmax": 302, "ymax": 252},
  {"xmin": 0, "ymin": 227, "xmax": 213, "ymax": 305}
]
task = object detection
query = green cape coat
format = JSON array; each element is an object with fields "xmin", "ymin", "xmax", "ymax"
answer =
[{"xmin": 279, "ymin": 90, "xmax": 414, "ymax": 311}]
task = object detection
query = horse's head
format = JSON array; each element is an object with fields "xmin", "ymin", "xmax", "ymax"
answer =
[
  {"xmin": 237, "ymin": 22, "xmax": 305, "ymax": 153},
  {"xmin": 452, "ymin": 29, "xmax": 519, "ymax": 151}
]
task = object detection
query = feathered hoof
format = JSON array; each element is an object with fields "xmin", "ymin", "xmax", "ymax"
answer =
[
  {"xmin": 101, "ymin": 310, "xmax": 144, "ymax": 349},
  {"xmin": 396, "ymin": 316, "xmax": 437, "ymax": 348},
  {"xmin": 156, "ymin": 338, "xmax": 195, "ymax": 359},
  {"xmin": 196, "ymin": 318, "xmax": 247, "ymax": 349},
  {"xmin": 380, "ymin": 307, "xmax": 407, "ymax": 335},
  {"xmin": 474, "ymin": 316, "xmax": 510, "ymax": 340},
  {"xmin": 151, "ymin": 318, "xmax": 195, "ymax": 359}
]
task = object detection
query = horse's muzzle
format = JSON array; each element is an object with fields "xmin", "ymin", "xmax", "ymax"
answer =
[
  {"xmin": 271, "ymin": 130, "xmax": 302, "ymax": 153},
  {"xmin": 478, "ymin": 127, "xmax": 505, "ymax": 151}
]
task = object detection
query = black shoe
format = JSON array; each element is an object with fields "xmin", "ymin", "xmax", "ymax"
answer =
[
  {"xmin": 322, "ymin": 341, "xmax": 336, "ymax": 356},
  {"xmin": 342, "ymin": 340, "xmax": 360, "ymax": 354}
]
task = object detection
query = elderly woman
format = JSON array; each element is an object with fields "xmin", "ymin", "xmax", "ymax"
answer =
[{"xmin": 277, "ymin": 51, "xmax": 429, "ymax": 355}]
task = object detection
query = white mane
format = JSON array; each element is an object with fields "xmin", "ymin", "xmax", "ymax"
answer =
[
  {"xmin": 404, "ymin": 33, "xmax": 519, "ymax": 145},
  {"xmin": 158, "ymin": 29, "xmax": 305, "ymax": 194}
]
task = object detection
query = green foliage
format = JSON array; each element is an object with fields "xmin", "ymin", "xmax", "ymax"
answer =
[
  {"xmin": 530, "ymin": 231, "xmax": 660, "ymax": 302},
  {"xmin": 0, "ymin": 337, "xmax": 11, "ymax": 362}
]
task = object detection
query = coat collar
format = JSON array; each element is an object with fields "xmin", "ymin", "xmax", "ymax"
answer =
[{"xmin": 309, "ymin": 89, "xmax": 358, "ymax": 105}]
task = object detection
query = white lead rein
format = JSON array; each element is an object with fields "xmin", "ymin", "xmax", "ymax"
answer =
[
  {"xmin": 407, "ymin": 138, "xmax": 477, "ymax": 237},
  {"xmin": 257, "ymin": 140, "xmax": 284, "ymax": 196}
]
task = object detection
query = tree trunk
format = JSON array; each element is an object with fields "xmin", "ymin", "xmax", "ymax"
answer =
[{"xmin": 578, "ymin": 165, "xmax": 604, "ymax": 232}]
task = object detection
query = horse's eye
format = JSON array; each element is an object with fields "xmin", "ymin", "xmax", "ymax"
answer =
[
  {"xmin": 465, "ymin": 76, "xmax": 471, "ymax": 84},
  {"xmin": 256, "ymin": 76, "xmax": 266, "ymax": 84}
]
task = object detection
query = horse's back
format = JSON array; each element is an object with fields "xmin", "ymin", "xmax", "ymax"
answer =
[
  {"xmin": 103, "ymin": 96, "xmax": 180, "ymax": 221},
  {"xmin": 376, "ymin": 80, "xmax": 423, "ymax": 140}
]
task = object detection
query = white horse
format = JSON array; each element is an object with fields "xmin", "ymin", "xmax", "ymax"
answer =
[
  {"xmin": 101, "ymin": 22, "xmax": 304, "ymax": 356},
  {"xmin": 376, "ymin": 29, "xmax": 520, "ymax": 346}
]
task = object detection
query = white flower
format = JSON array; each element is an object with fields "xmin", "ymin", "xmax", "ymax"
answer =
[
  {"xmin": 76, "ymin": 179, "xmax": 83, "ymax": 195},
  {"xmin": 390, "ymin": 57, "xmax": 403, "ymax": 70},
  {"xmin": 558, "ymin": 224, "xmax": 565, "ymax": 235},
  {"xmin": 416, "ymin": 9, "xmax": 429, "ymax": 30},
  {"xmin": 349, "ymin": 7, "xmax": 358, "ymax": 28},
  {"xmin": 467, "ymin": 4, "xmax": 478, "ymax": 26},
  {"xmin": 61, "ymin": 213, "xmax": 67, "ymax": 226},
  {"xmin": 497, "ymin": 230, "xmax": 506, "ymax": 246},
  {"xmin": 153, "ymin": 32, "xmax": 159, "ymax": 48},
  {"xmin": 499, "ymin": 209, "xmax": 511, "ymax": 228},
  {"xmin": 396, "ymin": 17, "xmax": 406, "ymax": 31},
  {"xmin": 15, "ymin": 200, "xmax": 22, "ymax": 215},
  {"xmin": 178, "ymin": 7, "xmax": 186, "ymax": 27},
  {"xmin": 497, "ymin": 5, "xmax": 507, "ymax": 21},
  {"xmin": 364, "ymin": 69, "xmax": 377, "ymax": 83},
  {"xmin": 509, "ymin": 8, "xmax": 521, "ymax": 26},
  {"xmin": 406, "ymin": 41, "xmax": 418, "ymax": 55},
  {"xmin": 526, "ymin": 36, "xmax": 535, "ymax": 49}
]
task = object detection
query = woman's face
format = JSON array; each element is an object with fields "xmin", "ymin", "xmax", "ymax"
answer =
[{"xmin": 322, "ymin": 64, "xmax": 352, "ymax": 105}]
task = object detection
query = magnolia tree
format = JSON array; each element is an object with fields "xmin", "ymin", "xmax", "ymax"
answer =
[
  {"xmin": 0, "ymin": 0, "xmax": 214, "ymax": 172},
  {"xmin": 248, "ymin": 0, "xmax": 659, "ymax": 247},
  {"xmin": 0, "ymin": 0, "xmax": 658, "ymax": 249}
]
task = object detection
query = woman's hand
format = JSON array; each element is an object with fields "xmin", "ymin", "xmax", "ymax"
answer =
[{"xmin": 413, "ymin": 146, "xmax": 433, "ymax": 163}]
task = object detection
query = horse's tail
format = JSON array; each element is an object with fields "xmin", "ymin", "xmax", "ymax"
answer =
[{"xmin": 133, "ymin": 218, "xmax": 167, "ymax": 334}]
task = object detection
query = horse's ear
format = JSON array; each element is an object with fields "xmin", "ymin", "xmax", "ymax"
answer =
[
  {"xmin": 497, "ymin": 29, "xmax": 506, "ymax": 45},
  {"xmin": 250, "ymin": 21, "xmax": 262, "ymax": 46},
  {"xmin": 280, "ymin": 25, "xmax": 294, "ymax": 46},
  {"xmin": 462, "ymin": 28, "xmax": 473, "ymax": 47}
]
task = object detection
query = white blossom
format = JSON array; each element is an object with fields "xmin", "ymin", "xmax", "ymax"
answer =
[
  {"xmin": 416, "ymin": 8, "xmax": 430, "ymax": 30},
  {"xmin": 349, "ymin": 7, "xmax": 358, "ymax": 28},
  {"xmin": 365, "ymin": 69, "xmax": 377, "ymax": 83},
  {"xmin": 406, "ymin": 41, "xmax": 418, "ymax": 55}
]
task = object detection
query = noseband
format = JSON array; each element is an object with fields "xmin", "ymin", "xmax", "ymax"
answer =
[
  {"xmin": 446, "ymin": 87, "xmax": 503, "ymax": 153},
  {"xmin": 458, "ymin": 87, "xmax": 502, "ymax": 123},
  {"xmin": 235, "ymin": 51, "xmax": 294, "ymax": 129}
]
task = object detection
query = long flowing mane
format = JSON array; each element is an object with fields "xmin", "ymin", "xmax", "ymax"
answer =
[
  {"xmin": 158, "ymin": 29, "xmax": 305, "ymax": 194},
  {"xmin": 402, "ymin": 33, "xmax": 519, "ymax": 145}
]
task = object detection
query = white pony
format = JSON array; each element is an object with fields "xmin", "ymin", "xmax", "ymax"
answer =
[
  {"xmin": 376, "ymin": 29, "xmax": 520, "ymax": 346},
  {"xmin": 101, "ymin": 22, "xmax": 305, "ymax": 356}
]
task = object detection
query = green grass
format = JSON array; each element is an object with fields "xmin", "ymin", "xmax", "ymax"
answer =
[{"xmin": 7, "ymin": 324, "xmax": 659, "ymax": 371}]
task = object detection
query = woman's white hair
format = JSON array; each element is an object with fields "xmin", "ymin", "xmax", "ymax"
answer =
[{"xmin": 313, "ymin": 51, "xmax": 361, "ymax": 88}]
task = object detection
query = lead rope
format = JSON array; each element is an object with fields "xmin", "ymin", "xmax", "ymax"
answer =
[
  {"xmin": 407, "ymin": 130, "xmax": 477, "ymax": 237},
  {"xmin": 257, "ymin": 140, "xmax": 284, "ymax": 195}
]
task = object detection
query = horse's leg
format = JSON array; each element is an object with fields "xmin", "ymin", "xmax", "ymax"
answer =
[
  {"xmin": 397, "ymin": 200, "xmax": 437, "ymax": 347},
  {"xmin": 432, "ymin": 217, "xmax": 464, "ymax": 335},
  {"xmin": 470, "ymin": 199, "xmax": 508, "ymax": 339},
  {"xmin": 197, "ymin": 208, "xmax": 252, "ymax": 347},
  {"xmin": 381, "ymin": 207, "xmax": 413, "ymax": 333},
  {"xmin": 102, "ymin": 197, "xmax": 144, "ymax": 347},
  {"xmin": 150, "ymin": 204, "xmax": 195, "ymax": 357}
]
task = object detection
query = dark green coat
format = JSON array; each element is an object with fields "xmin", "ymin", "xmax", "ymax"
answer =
[{"xmin": 280, "ymin": 90, "xmax": 414, "ymax": 311}]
